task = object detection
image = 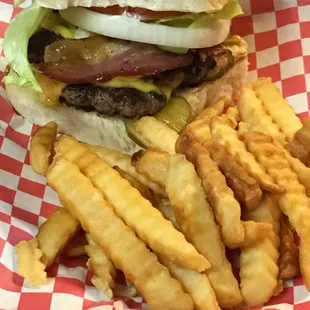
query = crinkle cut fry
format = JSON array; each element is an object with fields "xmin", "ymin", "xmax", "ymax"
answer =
[
  {"xmin": 181, "ymin": 96, "xmax": 228, "ymax": 143},
  {"xmin": 15, "ymin": 207, "xmax": 79, "ymax": 285},
  {"xmin": 252, "ymin": 78, "xmax": 302, "ymax": 142},
  {"xmin": 279, "ymin": 216, "xmax": 299, "ymax": 280},
  {"xmin": 209, "ymin": 115, "xmax": 284, "ymax": 194},
  {"xmin": 274, "ymin": 140, "xmax": 310, "ymax": 198},
  {"xmin": 240, "ymin": 195, "xmax": 281, "ymax": 307},
  {"xmin": 47, "ymin": 158, "xmax": 194, "ymax": 310},
  {"xmin": 85, "ymin": 233, "xmax": 116, "ymax": 299},
  {"xmin": 166, "ymin": 154, "xmax": 242, "ymax": 309},
  {"xmin": 135, "ymin": 116, "xmax": 179, "ymax": 154},
  {"xmin": 55, "ymin": 136, "xmax": 209, "ymax": 272},
  {"xmin": 65, "ymin": 229, "xmax": 87, "ymax": 257},
  {"xmin": 241, "ymin": 131, "xmax": 310, "ymax": 290},
  {"xmin": 203, "ymin": 140, "xmax": 263, "ymax": 210},
  {"xmin": 286, "ymin": 118, "xmax": 310, "ymax": 167},
  {"xmin": 160, "ymin": 258, "xmax": 220, "ymax": 310},
  {"xmin": 30, "ymin": 121, "xmax": 58, "ymax": 175},
  {"xmin": 238, "ymin": 87, "xmax": 286, "ymax": 144},
  {"xmin": 86, "ymin": 144, "xmax": 165, "ymax": 197},
  {"xmin": 176, "ymin": 134, "xmax": 245, "ymax": 249}
]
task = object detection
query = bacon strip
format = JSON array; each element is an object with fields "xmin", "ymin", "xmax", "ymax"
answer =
[{"xmin": 40, "ymin": 44, "xmax": 193, "ymax": 84}]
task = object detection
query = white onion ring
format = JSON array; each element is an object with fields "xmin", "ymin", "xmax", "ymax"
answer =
[{"xmin": 60, "ymin": 7, "xmax": 231, "ymax": 48}]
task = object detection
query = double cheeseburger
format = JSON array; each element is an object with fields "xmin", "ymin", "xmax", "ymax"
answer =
[{"xmin": 4, "ymin": 0, "xmax": 248, "ymax": 154}]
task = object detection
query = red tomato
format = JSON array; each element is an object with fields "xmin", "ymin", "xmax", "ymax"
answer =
[{"xmin": 90, "ymin": 6, "xmax": 185, "ymax": 22}]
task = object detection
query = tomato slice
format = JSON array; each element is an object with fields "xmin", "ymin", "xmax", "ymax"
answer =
[{"xmin": 90, "ymin": 6, "xmax": 185, "ymax": 22}]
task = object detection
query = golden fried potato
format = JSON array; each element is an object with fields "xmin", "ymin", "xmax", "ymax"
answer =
[
  {"xmin": 240, "ymin": 195, "xmax": 281, "ymax": 307},
  {"xmin": 113, "ymin": 166, "xmax": 156, "ymax": 204},
  {"xmin": 252, "ymin": 78, "xmax": 302, "ymax": 141},
  {"xmin": 209, "ymin": 115, "xmax": 284, "ymax": 194},
  {"xmin": 226, "ymin": 106, "xmax": 240, "ymax": 128},
  {"xmin": 241, "ymin": 131, "xmax": 310, "ymax": 290},
  {"xmin": 240, "ymin": 220, "xmax": 273, "ymax": 248},
  {"xmin": 86, "ymin": 144, "xmax": 165, "ymax": 197},
  {"xmin": 166, "ymin": 154, "xmax": 242, "ymax": 309},
  {"xmin": 279, "ymin": 216, "xmax": 299, "ymax": 280},
  {"xmin": 47, "ymin": 158, "xmax": 194, "ymax": 310},
  {"xmin": 65, "ymin": 230, "xmax": 87, "ymax": 257},
  {"xmin": 274, "ymin": 140, "xmax": 310, "ymax": 198},
  {"xmin": 155, "ymin": 199, "xmax": 179, "ymax": 230},
  {"xmin": 135, "ymin": 116, "xmax": 179, "ymax": 154},
  {"xmin": 181, "ymin": 96, "xmax": 228, "ymax": 143},
  {"xmin": 55, "ymin": 136, "xmax": 208, "ymax": 272},
  {"xmin": 131, "ymin": 149, "xmax": 170, "ymax": 191},
  {"xmin": 160, "ymin": 258, "xmax": 220, "ymax": 310},
  {"xmin": 286, "ymin": 118, "xmax": 310, "ymax": 167},
  {"xmin": 30, "ymin": 121, "xmax": 58, "ymax": 175},
  {"xmin": 204, "ymin": 140, "xmax": 263, "ymax": 210},
  {"xmin": 238, "ymin": 87, "xmax": 286, "ymax": 144},
  {"xmin": 15, "ymin": 208, "xmax": 79, "ymax": 285},
  {"xmin": 176, "ymin": 135, "xmax": 244, "ymax": 249},
  {"xmin": 85, "ymin": 234, "xmax": 116, "ymax": 299}
]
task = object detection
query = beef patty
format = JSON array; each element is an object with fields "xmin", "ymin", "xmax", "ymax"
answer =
[{"xmin": 60, "ymin": 84, "xmax": 166, "ymax": 118}]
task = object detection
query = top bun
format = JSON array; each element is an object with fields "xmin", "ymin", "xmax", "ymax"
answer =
[{"xmin": 36, "ymin": 0, "xmax": 230, "ymax": 13}]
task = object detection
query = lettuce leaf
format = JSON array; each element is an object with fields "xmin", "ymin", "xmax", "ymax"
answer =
[
  {"xmin": 3, "ymin": 5, "xmax": 51, "ymax": 92},
  {"xmin": 155, "ymin": 0, "xmax": 243, "ymax": 28}
]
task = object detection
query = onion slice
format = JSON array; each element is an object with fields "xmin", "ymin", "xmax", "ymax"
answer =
[{"xmin": 60, "ymin": 8, "xmax": 231, "ymax": 49}]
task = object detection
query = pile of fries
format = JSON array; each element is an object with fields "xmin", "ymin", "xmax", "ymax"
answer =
[{"xmin": 16, "ymin": 77, "xmax": 310, "ymax": 310}]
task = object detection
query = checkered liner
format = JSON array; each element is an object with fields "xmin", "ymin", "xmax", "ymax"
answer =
[{"xmin": 0, "ymin": 0, "xmax": 310, "ymax": 309}]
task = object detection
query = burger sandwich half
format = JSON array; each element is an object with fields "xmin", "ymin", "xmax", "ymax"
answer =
[{"xmin": 3, "ymin": 0, "xmax": 248, "ymax": 154}]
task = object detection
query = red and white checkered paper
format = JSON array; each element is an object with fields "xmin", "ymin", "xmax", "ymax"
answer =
[{"xmin": 0, "ymin": 0, "xmax": 310, "ymax": 309}]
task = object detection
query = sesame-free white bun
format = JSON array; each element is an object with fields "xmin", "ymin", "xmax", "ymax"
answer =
[
  {"xmin": 36, "ymin": 0, "xmax": 230, "ymax": 13},
  {"xmin": 5, "ymin": 57, "xmax": 247, "ymax": 154}
]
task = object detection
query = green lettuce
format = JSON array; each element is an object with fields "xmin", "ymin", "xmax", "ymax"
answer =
[
  {"xmin": 155, "ymin": 0, "xmax": 243, "ymax": 28},
  {"xmin": 3, "ymin": 5, "xmax": 51, "ymax": 92}
]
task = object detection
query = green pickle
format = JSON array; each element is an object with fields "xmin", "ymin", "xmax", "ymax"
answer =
[
  {"xmin": 155, "ymin": 96, "xmax": 190, "ymax": 133},
  {"xmin": 204, "ymin": 51, "xmax": 234, "ymax": 82},
  {"xmin": 125, "ymin": 119, "xmax": 150, "ymax": 149}
]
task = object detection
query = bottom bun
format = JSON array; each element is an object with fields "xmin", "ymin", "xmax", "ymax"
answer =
[
  {"xmin": 5, "ymin": 57, "xmax": 247, "ymax": 154},
  {"xmin": 177, "ymin": 57, "xmax": 248, "ymax": 118}
]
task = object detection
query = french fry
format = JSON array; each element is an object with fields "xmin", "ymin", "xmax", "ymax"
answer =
[
  {"xmin": 240, "ymin": 195, "xmax": 281, "ymax": 307},
  {"xmin": 204, "ymin": 140, "xmax": 263, "ymax": 210},
  {"xmin": 279, "ymin": 216, "xmax": 299, "ymax": 280},
  {"xmin": 274, "ymin": 140, "xmax": 310, "ymax": 198},
  {"xmin": 155, "ymin": 199, "xmax": 179, "ymax": 230},
  {"xmin": 131, "ymin": 149, "xmax": 170, "ymax": 191},
  {"xmin": 181, "ymin": 96, "xmax": 228, "ymax": 143},
  {"xmin": 209, "ymin": 115, "xmax": 284, "ymax": 194},
  {"xmin": 47, "ymin": 158, "xmax": 194, "ymax": 310},
  {"xmin": 240, "ymin": 220, "xmax": 273, "ymax": 248},
  {"xmin": 241, "ymin": 131, "xmax": 310, "ymax": 290},
  {"xmin": 85, "ymin": 233, "xmax": 116, "ymax": 299},
  {"xmin": 86, "ymin": 144, "xmax": 165, "ymax": 197},
  {"xmin": 226, "ymin": 106, "xmax": 240, "ymax": 128},
  {"xmin": 15, "ymin": 208, "xmax": 79, "ymax": 285},
  {"xmin": 135, "ymin": 116, "xmax": 179, "ymax": 154},
  {"xmin": 30, "ymin": 121, "xmax": 58, "ymax": 175},
  {"xmin": 66, "ymin": 230, "xmax": 87, "ymax": 257},
  {"xmin": 160, "ymin": 258, "xmax": 220, "ymax": 310},
  {"xmin": 55, "ymin": 136, "xmax": 209, "ymax": 272},
  {"xmin": 252, "ymin": 78, "xmax": 302, "ymax": 141},
  {"xmin": 166, "ymin": 154, "xmax": 242, "ymax": 308},
  {"xmin": 113, "ymin": 166, "xmax": 156, "ymax": 204},
  {"xmin": 286, "ymin": 118, "xmax": 310, "ymax": 167},
  {"xmin": 238, "ymin": 87, "xmax": 287, "ymax": 144},
  {"xmin": 176, "ymin": 135, "xmax": 245, "ymax": 249}
]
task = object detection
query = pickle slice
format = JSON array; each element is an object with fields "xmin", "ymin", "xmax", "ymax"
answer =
[
  {"xmin": 125, "ymin": 119, "xmax": 149, "ymax": 149},
  {"xmin": 155, "ymin": 96, "xmax": 190, "ymax": 133}
]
